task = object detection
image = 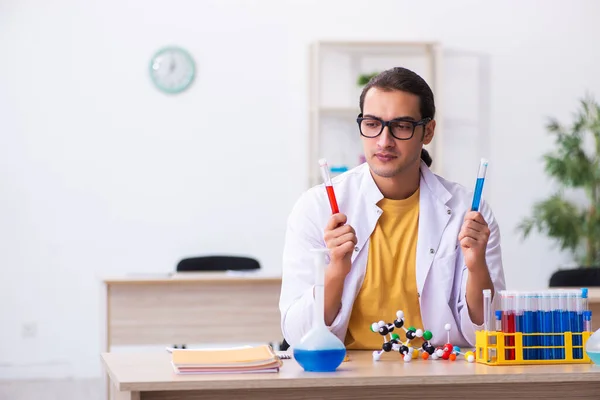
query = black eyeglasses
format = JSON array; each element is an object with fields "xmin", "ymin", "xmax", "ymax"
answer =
[{"xmin": 356, "ymin": 114, "xmax": 432, "ymax": 140}]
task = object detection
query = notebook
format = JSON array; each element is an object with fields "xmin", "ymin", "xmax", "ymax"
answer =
[{"xmin": 171, "ymin": 344, "xmax": 283, "ymax": 374}]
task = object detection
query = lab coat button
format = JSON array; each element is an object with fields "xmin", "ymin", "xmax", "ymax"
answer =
[
  {"xmin": 354, "ymin": 246, "xmax": 359, "ymax": 252},
  {"xmin": 447, "ymin": 209, "xmax": 452, "ymax": 215},
  {"xmin": 429, "ymin": 248, "xmax": 435, "ymax": 254}
]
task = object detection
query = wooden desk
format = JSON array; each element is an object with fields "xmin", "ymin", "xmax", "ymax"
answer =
[
  {"xmin": 102, "ymin": 350, "xmax": 600, "ymax": 400},
  {"xmin": 103, "ymin": 273, "xmax": 283, "ymax": 352}
]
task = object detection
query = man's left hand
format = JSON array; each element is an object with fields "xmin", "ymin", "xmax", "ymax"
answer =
[{"xmin": 458, "ymin": 211, "xmax": 490, "ymax": 270}]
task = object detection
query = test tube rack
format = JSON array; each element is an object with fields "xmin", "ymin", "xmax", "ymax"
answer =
[{"xmin": 475, "ymin": 330, "xmax": 591, "ymax": 365}]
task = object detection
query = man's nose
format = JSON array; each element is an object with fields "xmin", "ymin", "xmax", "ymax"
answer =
[{"xmin": 376, "ymin": 126, "xmax": 395, "ymax": 148}]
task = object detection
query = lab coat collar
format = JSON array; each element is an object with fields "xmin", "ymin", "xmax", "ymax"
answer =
[
  {"xmin": 358, "ymin": 162, "xmax": 384, "ymax": 206},
  {"xmin": 419, "ymin": 160, "xmax": 452, "ymax": 205},
  {"xmin": 349, "ymin": 164, "xmax": 383, "ymax": 261}
]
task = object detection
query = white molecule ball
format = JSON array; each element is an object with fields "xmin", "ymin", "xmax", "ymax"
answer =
[
  {"xmin": 408, "ymin": 347, "xmax": 415, "ymax": 354},
  {"xmin": 431, "ymin": 353, "xmax": 439, "ymax": 360},
  {"xmin": 378, "ymin": 320, "xmax": 386, "ymax": 327},
  {"xmin": 371, "ymin": 322, "xmax": 379, "ymax": 332},
  {"xmin": 444, "ymin": 323, "xmax": 451, "ymax": 331},
  {"xmin": 436, "ymin": 349, "xmax": 444, "ymax": 357},
  {"xmin": 415, "ymin": 329, "xmax": 423, "ymax": 338},
  {"xmin": 396, "ymin": 310, "xmax": 404, "ymax": 319},
  {"xmin": 404, "ymin": 354, "xmax": 412, "ymax": 362},
  {"xmin": 467, "ymin": 355, "xmax": 475, "ymax": 363},
  {"xmin": 372, "ymin": 351, "xmax": 381, "ymax": 361}
]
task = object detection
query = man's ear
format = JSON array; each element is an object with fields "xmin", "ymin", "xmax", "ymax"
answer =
[{"xmin": 423, "ymin": 119, "xmax": 436, "ymax": 145}]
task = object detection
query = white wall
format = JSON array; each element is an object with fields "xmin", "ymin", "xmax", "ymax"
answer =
[{"xmin": 1, "ymin": 0, "xmax": 599, "ymax": 379}]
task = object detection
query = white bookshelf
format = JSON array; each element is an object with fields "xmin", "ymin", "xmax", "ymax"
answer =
[{"xmin": 308, "ymin": 41, "xmax": 443, "ymax": 188}]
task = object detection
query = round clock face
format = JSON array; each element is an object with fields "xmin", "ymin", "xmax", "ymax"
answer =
[{"xmin": 149, "ymin": 46, "xmax": 195, "ymax": 94}]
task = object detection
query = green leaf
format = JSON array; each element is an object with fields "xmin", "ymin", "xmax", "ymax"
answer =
[
  {"xmin": 542, "ymin": 150, "xmax": 594, "ymax": 187},
  {"xmin": 357, "ymin": 72, "xmax": 379, "ymax": 87},
  {"xmin": 516, "ymin": 193, "xmax": 583, "ymax": 253}
]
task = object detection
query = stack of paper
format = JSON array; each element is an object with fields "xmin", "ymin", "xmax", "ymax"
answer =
[{"xmin": 171, "ymin": 345, "xmax": 283, "ymax": 374}]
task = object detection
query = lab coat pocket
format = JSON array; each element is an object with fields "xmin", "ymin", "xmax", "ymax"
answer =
[{"xmin": 431, "ymin": 251, "xmax": 458, "ymax": 302}]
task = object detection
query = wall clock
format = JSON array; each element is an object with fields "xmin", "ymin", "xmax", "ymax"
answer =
[{"xmin": 149, "ymin": 46, "xmax": 196, "ymax": 94}]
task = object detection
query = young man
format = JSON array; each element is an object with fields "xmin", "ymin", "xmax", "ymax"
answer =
[{"xmin": 279, "ymin": 67, "xmax": 506, "ymax": 349}]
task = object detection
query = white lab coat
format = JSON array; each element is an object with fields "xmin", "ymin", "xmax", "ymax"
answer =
[{"xmin": 279, "ymin": 161, "xmax": 506, "ymax": 348}]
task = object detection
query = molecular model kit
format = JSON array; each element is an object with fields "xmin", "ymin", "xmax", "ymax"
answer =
[{"xmin": 370, "ymin": 310, "xmax": 475, "ymax": 363}]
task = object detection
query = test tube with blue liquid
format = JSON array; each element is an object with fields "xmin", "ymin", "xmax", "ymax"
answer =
[
  {"xmin": 471, "ymin": 158, "xmax": 488, "ymax": 211},
  {"xmin": 523, "ymin": 292, "xmax": 536, "ymax": 360},
  {"xmin": 567, "ymin": 290, "xmax": 579, "ymax": 359},
  {"xmin": 541, "ymin": 292, "xmax": 554, "ymax": 360},
  {"xmin": 566, "ymin": 290, "xmax": 575, "ymax": 359},
  {"xmin": 581, "ymin": 288, "xmax": 589, "ymax": 359},
  {"xmin": 570, "ymin": 289, "xmax": 585, "ymax": 359},
  {"xmin": 556, "ymin": 290, "xmax": 570, "ymax": 359},
  {"xmin": 538, "ymin": 292, "xmax": 547, "ymax": 360},
  {"xmin": 550, "ymin": 291, "xmax": 560, "ymax": 359}
]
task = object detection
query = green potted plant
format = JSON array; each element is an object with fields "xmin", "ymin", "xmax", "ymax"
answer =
[
  {"xmin": 517, "ymin": 94, "xmax": 600, "ymax": 286},
  {"xmin": 357, "ymin": 72, "xmax": 379, "ymax": 87}
]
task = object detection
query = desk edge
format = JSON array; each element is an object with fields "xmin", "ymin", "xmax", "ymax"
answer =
[
  {"xmin": 101, "ymin": 353, "xmax": 123, "ymax": 391},
  {"xmin": 115, "ymin": 369, "xmax": 600, "ymax": 392}
]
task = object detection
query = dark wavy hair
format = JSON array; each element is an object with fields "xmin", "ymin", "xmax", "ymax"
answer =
[{"xmin": 359, "ymin": 67, "xmax": 435, "ymax": 167}]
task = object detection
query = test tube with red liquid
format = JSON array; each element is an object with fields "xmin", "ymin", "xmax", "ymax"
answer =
[
  {"xmin": 501, "ymin": 290, "xmax": 516, "ymax": 361},
  {"xmin": 319, "ymin": 158, "xmax": 339, "ymax": 214}
]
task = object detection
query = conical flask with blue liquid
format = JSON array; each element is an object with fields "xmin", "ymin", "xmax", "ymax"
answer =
[
  {"xmin": 585, "ymin": 325, "xmax": 600, "ymax": 365},
  {"xmin": 292, "ymin": 249, "xmax": 347, "ymax": 372}
]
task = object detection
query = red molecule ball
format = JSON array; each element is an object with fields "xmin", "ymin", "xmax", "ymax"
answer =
[
  {"xmin": 444, "ymin": 343, "xmax": 453, "ymax": 353},
  {"xmin": 442, "ymin": 351, "xmax": 450, "ymax": 360}
]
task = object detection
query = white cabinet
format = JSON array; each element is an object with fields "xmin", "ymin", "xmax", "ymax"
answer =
[{"xmin": 308, "ymin": 41, "xmax": 443, "ymax": 188}]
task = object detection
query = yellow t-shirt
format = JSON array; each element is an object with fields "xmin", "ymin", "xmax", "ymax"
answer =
[{"xmin": 344, "ymin": 187, "xmax": 424, "ymax": 350}]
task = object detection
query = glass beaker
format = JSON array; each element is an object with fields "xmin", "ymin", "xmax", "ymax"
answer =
[{"xmin": 293, "ymin": 248, "xmax": 346, "ymax": 372}]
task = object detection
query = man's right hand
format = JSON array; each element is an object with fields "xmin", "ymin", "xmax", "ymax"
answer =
[
  {"xmin": 321, "ymin": 213, "xmax": 357, "ymax": 326},
  {"xmin": 323, "ymin": 213, "xmax": 357, "ymax": 278}
]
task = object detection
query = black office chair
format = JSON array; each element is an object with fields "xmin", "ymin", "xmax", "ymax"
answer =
[
  {"xmin": 172, "ymin": 255, "xmax": 261, "ymax": 349},
  {"xmin": 176, "ymin": 255, "xmax": 260, "ymax": 272},
  {"xmin": 549, "ymin": 268, "xmax": 600, "ymax": 287}
]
